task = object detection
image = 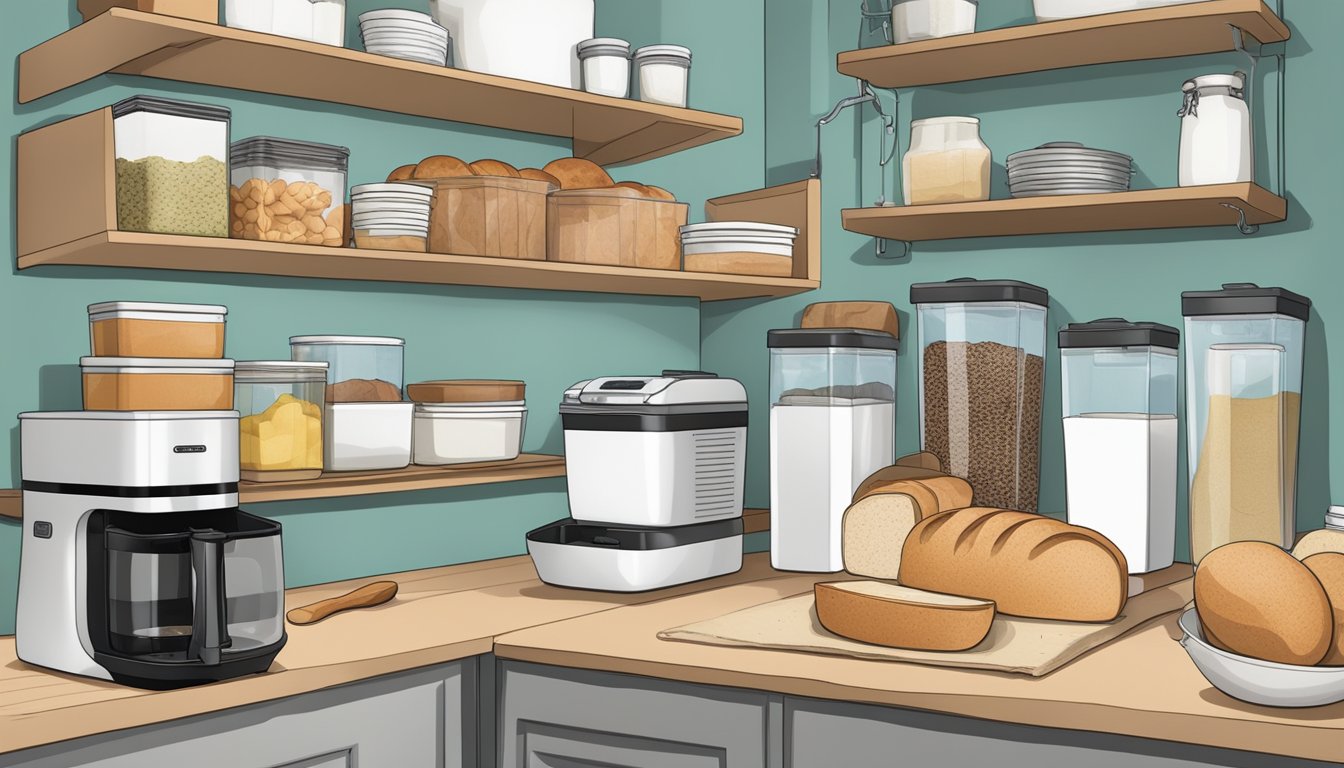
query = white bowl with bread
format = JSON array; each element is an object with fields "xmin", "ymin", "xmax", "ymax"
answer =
[{"xmin": 1179, "ymin": 609, "xmax": 1344, "ymax": 708}]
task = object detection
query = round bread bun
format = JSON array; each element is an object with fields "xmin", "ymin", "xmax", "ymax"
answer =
[
  {"xmin": 614, "ymin": 181, "xmax": 653, "ymax": 197},
  {"xmin": 413, "ymin": 155, "xmax": 473, "ymax": 179},
  {"xmin": 1194, "ymin": 541, "xmax": 1334, "ymax": 666},
  {"xmin": 643, "ymin": 185, "xmax": 676, "ymax": 201},
  {"xmin": 386, "ymin": 164, "xmax": 417, "ymax": 182},
  {"xmin": 543, "ymin": 157, "xmax": 614, "ymax": 190},
  {"xmin": 1304, "ymin": 553, "xmax": 1344, "ymax": 665},
  {"xmin": 518, "ymin": 168, "xmax": 562, "ymax": 187},
  {"xmin": 470, "ymin": 159, "xmax": 521, "ymax": 178}
]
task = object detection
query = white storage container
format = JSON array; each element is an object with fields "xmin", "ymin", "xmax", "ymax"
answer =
[
  {"xmin": 429, "ymin": 0, "xmax": 592, "ymax": 88},
  {"xmin": 413, "ymin": 402, "xmax": 526, "ymax": 465},
  {"xmin": 577, "ymin": 38, "xmax": 631, "ymax": 98},
  {"xmin": 1060, "ymin": 320, "xmax": 1180, "ymax": 574},
  {"xmin": 634, "ymin": 45, "xmax": 692, "ymax": 108},
  {"xmin": 768, "ymin": 329, "xmax": 899, "ymax": 573},
  {"xmin": 559, "ymin": 372, "xmax": 747, "ymax": 527},
  {"xmin": 324, "ymin": 402, "xmax": 414, "ymax": 472},
  {"xmin": 225, "ymin": 0, "xmax": 346, "ymax": 46},
  {"xmin": 892, "ymin": 0, "xmax": 977, "ymax": 43},
  {"xmin": 527, "ymin": 518, "xmax": 743, "ymax": 592},
  {"xmin": 1178, "ymin": 73, "xmax": 1252, "ymax": 187},
  {"xmin": 1033, "ymin": 0, "xmax": 1211, "ymax": 22}
]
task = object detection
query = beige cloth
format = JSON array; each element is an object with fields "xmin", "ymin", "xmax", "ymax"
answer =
[{"xmin": 659, "ymin": 579, "xmax": 1193, "ymax": 677}]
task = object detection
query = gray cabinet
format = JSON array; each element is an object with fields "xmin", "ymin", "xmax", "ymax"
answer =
[
  {"xmin": 784, "ymin": 697, "xmax": 1342, "ymax": 768},
  {"xmin": 498, "ymin": 661, "xmax": 781, "ymax": 768},
  {"xmin": 1, "ymin": 659, "xmax": 482, "ymax": 768}
]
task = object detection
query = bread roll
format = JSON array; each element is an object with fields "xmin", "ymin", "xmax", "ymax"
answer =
[
  {"xmin": 1293, "ymin": 529, "xmax": 1344, "ymax": 561},
  {"xmin": 841, "ymin": 476, "xmax": 973, "ymax": 579},
  {"xmin": 643, "ymin": 184, "xmax": 676, "ymax": 201},
  {"xmin": 1303, "ymin": 553, "xmax": 1344, "ymax": 665},
  {"xmin": 470, "ymin": 159, "xmax": 521, "ymax": 178},
  {"xmin": 895, "ymin": 451, "xmax": 941, "ymax": 472},
  {"xmin": 413, "ymin": 155, "xmax": 473, "ymax": 179},
  {"xmin": 1194, "ymin": 541, "xmax": 1332, "ymax": 665},
  {"xmin": 815, "ymin": 581, "xmax": 994, "ymax": 651},
  {"xmin": 519, "ymin": 168, "xmax": 561, "ymax": 187},
  {"xmin": 614, "ymin": 181, "xmax": 653, "ymax": 196},
  {"xmin": 853, "ymin": 465, "xmax": 946, "ymax": 501},
  {"xmin": 387, "ymin": 164, "xmax": 417, "ymax": 182},
  {"xmin": 543, "ymin": 157, "xmax": 614, "ymax": 190},
  {"xmin": 899, "ymin": 508, "xmax": 1128, "ymax": 622}
]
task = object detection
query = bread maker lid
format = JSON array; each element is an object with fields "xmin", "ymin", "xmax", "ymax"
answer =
[
  {"xmin": 561, "ymin": 371, "xmax": 747, "ymax": 408},
  {"xmin": 526, "ymin": 517, "xmax": 743, "ymax": 550}
]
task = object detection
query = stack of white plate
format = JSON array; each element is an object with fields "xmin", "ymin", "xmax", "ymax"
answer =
[
  {"xmin": 1006, "ymin": 142, "xmax": 1134, "ymax": 198},
  {"xmin": 351, "ymin": 183, "xmax": 434, "ymax": 239},
  {"xmin": 679, "ymin": 221, "xmax": 798, "ymax": 257},
  {"xmin": 359, "ymin": 10, "xmax": 452, "ymax": 66}
]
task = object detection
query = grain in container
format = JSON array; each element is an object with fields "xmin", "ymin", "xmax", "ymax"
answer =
[
  {"xmin": 224, "ymin": 0, "xmax": 346, "ymax": 46},
  {"xmin": 1060, "ymin": 319, "xmax": 1179, "ymax": 574},
  {"xmin": 81, "ymin": 357, "xmax": 235, "ymax": 411},
  {"xmin": 577, "ymin": 38, "xmax": 631, "ymax": 98},
  {"xmin": 1178, "ymin": 72, "xmax": 1252, "ymax": 187},
  {"xmin": 112, "ymin": 95, "xmax": 230, "ymax": 238},
  {"xmin": 230, "ymin": 137, "xmax": 349, "ymax": 246},
  {"xmin": 903, "ymin": 116, "xmax": 991, "ymax": 205},
  {"xmin": 236, "ymin": 361, "xmax": 329, "ymax": 482},
  {"xmin": 892, "ymin": 0, "xmax": 977, "ymax": 43},
  {"xmin": 634, "ymin": 45, "xmax": 691, "ymax": 108},
  {"xmin": 88, "ymin": 301, "xmax": 227, "ymax": 359},
  {"xmin": 1182, "ymin": 284, "xmax": 1310, "ymax": 563},
  {"xmin": 911, "ymin": 278, "xmax": 1049, "ymax": 512},
  {"xmin": 768, "ymin": 328, "xmax": 899, "ymax": 573}
]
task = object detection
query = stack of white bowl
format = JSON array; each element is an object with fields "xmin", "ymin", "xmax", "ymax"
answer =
[
  {"xmin": 351, "ymin": 183, "xmax": 434, "ymax": 240},
  {"xmin": 1006, "ymin": 142, "xmax": 1134, "ymax": 198},
  {"xmin": 679, "ymin": 221, "xmax": 798, "ymax": 258},
  {"xmin": 359, "ymin": 10, "xmax": 452, "ymax": 66}
]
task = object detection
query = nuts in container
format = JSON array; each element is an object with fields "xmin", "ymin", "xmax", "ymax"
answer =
[{"xmin": 230, "ymin": 137, "xmax": 350, "ymax": 247}]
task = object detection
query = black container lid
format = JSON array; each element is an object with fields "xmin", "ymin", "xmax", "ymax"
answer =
[
  {"xmin": 767, "ymin": 328, "xmax": 899, "ymax": 351},
  {"xmin": 111, "ymin": 95, "xmax": 231, "ymax": 123},
  {"xmin": 909, "ymin": 277, "xmax": 1049, "ymax": 308},
  {"xmin": 1181, "ymin": 283, "xmax": 1311, "ymax": 321},
  {"xmin": 230, "ymin": 136, "xmax": 351, "ymax": 170},
  {"xmin": 1058, "ymin": 318, "xmax": 1180, "ymax": 350}
]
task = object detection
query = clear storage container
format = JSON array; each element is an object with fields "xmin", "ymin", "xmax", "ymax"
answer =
[
  {"xmin": 1060, "ymin": 319, "xmax": 1179, "ymax": 574},
  {"xmin": 578, "ymin": 38, "xmax": 631, "ymax": 98},
  {"xmin": 230, "ymin": 137, "xmax": 349, "ymax": 247},
  {"xmin": 912, "ymin": 278, "xmax": 1049, "ymax": 512},
  {"xmin": 1183, "ymin": 284, "xmax": 1311, "ymax": 562},
  {"xmin": 88, "ymin": 301, "xmax": 227, "ymax": 359},
  {"xmin": 634, "ymin": 45, "xmax": 691, "ymax": 108},
  {"xmin": 113, "ymin": 95, "xmax": 230, "ymax": 238},
  {"xmin": 902, "ymin": 116, "xmax": 991, "ymax": 205},
  {"xmin": 768, "ymin": 329, "xmax": 899, "ymax": 573},
  {"xmin": 236, "ymin": 361, "xmax": 328, "ymax": 482},
  {"xmin": 225, "ymin": 0, "xmax": 346, "ymax": 46},
  {"xmin": 289, "ymin": 335, "xmax": 405, "ymax": 402},
  {"xmin": 81, "ymin": 357, "xmax": 235, "ymax": 411}
]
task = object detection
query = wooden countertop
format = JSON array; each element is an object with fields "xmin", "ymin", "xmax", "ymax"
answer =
[
  {"xmin": 495, "ymin": 557, "xmax": 1344, "ymax": 764},
  {"xmin": 0, "ymin": 555, "xmax": 778, "ymax": 756},
  {"xmin": 6, "ymin": 552, "xmax": 1344, "ymax": 762}
]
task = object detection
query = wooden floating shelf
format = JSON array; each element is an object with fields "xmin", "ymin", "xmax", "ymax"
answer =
[
  {"xmin": 0, "ymin": 455, "xmax": 566, "ymax": 519},
  {"xmin": 841, "ymin": 183, "xmax": 1286, "ymax": 242},
  {"xmin": 18, "ymin": 9, "xmax": 742, "ymax": 167},
  {"xmin": 17, "ymin": 231, "xmax": 820, "ymax": 302},
  {"xmin": 837, "ymin": 0, "xmax": 1290, "ymax": 88}
]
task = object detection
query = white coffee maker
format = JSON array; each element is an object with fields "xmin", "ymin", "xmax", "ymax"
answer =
[{"xmin": 16, "ymin": 410, "xmax": 287, "ymax": 689}]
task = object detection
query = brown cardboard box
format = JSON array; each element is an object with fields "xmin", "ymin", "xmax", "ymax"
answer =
[
  {"xmin": 547, "ymin": 188, "xmax": 687, "ymax": 270},
  {"xmin": 78, "ymin": 0, "xmax": 219, "ymax": 23},
  {"xmin": 427, "ymin": 176, "xmax": 550, "ymax": 260}
]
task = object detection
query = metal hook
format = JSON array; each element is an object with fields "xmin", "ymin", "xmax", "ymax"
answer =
[
  {"xmin": 875, "ymin": 237, "xmax": 911, "ymax": 259},
  {"xmin": 1221, "ymin": 203, "xmax": 1260, "ymax": 235}
]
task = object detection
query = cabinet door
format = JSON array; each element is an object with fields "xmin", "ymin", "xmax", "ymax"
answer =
[
  {"xmin": 3, "ymin": 660, "xmax": 477, "ymax": 768},
  {"xmin": 785, "ymin": 697, "xmax": 1342, "ymax": 768},
  {"xmin": 499, "ymin": 661, "xmax": 778, "ymax": 768}
]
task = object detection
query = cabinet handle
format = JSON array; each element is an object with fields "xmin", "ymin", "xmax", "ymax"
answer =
[{"xmin": 287, "ymin": 581, "xmax": 399, "ymax": 626}]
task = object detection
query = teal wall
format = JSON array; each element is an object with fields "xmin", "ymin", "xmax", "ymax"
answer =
[
  {"xmin": 705, "ymin": 0, "xmax": 1324, "ymax": 564},
  {"xmin": 0, "ymin": 0, "xmax": 766, "ymax": 634}
]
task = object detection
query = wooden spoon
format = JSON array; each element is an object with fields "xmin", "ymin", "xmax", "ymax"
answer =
[{"xmin": 287, "ymin": 581, "xmax": 399, "ymax": 626}]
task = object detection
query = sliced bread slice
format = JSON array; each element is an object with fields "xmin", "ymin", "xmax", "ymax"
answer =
[{"xmin": 815, "ymin": 581, "xmax": 995, "ymax": 651}]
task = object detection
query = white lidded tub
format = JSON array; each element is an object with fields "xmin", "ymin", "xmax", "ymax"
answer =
[
  {"xmin": 324, "ymin": 402, "xmax": 414, "ymax": 471},
  {"xmin": 429, "ymin": 0, "xmax": 593, "ymax": 87},
  {"xmin": 413, "ymin": 401, "xmax": 527, "ymax": 465},
  {"xmin": 1033, "ymin": 0, "xmax": 1212, "ymax": 22}
]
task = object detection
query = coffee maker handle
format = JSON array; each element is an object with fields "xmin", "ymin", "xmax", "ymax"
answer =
[{"xmin": 188, "ymin": 531, "xmax": 229, "ymax": 666}]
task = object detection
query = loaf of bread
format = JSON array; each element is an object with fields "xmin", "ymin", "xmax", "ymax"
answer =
[
  {"xmin": 387, "ymin": 164, "xmax": 417, "ymax": 182},
  {"xmin": 543, "ymin": 157, "xmax": 614, "ymax": 190},
  {"xmin": 894, "ymin": 451, "xmax": 941, "ymax": 471},
  {"xmin": 643, "ymin": 184, "xmax": 676, "ymax": 201},
  {"xmin": 1293, "ymin": 529, "xmax": 1344, "ymax": 560},
  {"xmin": 842, "ymin": 475, "xmax": 974, "ymax": 580},
  {"xmin": 852, "ymin": 464, "xmax": 946, "ymax": 501},
  {"xmin": 413, "ymin": 155, "xmax": 473, "ymax": 179},
  {"xmin": 470, "ymin": 159, "xmax": 521, "ymax": 178},
  {"xmin": 898, "ymin": 508, "xmax": 1128, "ymax": 622},
  {"xmin": 519, "ymin": 168, "xmax": 562, "ymax": 187},
  {"xmin": 815, "ymin": 581, "xmax": 994, "ymax": 651},
  {"xmin": 1304, "ymin": 553, "xmax": 1344, "ymax": 666}
]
